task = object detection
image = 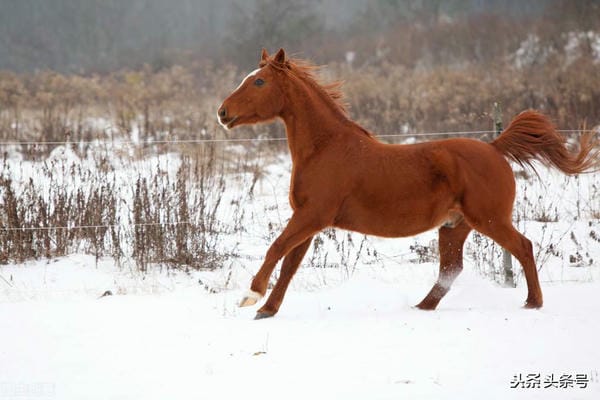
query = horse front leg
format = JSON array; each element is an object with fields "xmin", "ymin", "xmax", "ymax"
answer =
[
  {"xmin": 254, "ymin": 237, "xmax": 313, "ymax": 319},
  {"xmin": 239, "ymin": 209, "xmax": 324, "ymax": 316}
]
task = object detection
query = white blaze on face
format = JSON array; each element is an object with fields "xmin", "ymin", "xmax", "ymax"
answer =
[
  {"xmin": 235, "ymin": 68, "xmax": 261, "ymax": 91},
  {"xmin": 217, "ymin": 112, "xmax": 230, "ymax": 130},
  {"xmin": 217, "ymin": 68, "xmax": 261, "ymax": 130}
]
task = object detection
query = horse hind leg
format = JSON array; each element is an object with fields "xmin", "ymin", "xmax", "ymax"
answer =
[
  {"xmin": 416, "ymin": 220, "xmax": 472, "ymax": 310},
  {"xmin": 468, "ymin": 219, "xmax": 543, "ymax": 308}
]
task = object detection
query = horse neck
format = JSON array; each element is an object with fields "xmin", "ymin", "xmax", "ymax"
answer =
[{"xmin": 279, "ymin": 80, "xmax": 348, "ymax": 163}]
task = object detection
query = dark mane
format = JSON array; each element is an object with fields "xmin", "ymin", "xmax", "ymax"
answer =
[{"xmin": 261, "ymin": 57, "xmax": 348, "ymax": 117}]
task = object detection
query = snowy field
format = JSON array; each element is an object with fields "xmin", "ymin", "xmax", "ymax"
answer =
[
  {"xmin": 1, "ymin": 257, "xmax": 599, "ymax": 399},
  {"xmin": 1, "ymin": 142, "xmax": 600, "ymax": 399}
]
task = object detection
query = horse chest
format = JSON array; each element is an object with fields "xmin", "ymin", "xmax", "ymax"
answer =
[
  {"xmin": 288, "ymin": 166, "xmax": 329, "ymax": 210},
  {"xmin": 288, "ymin": 172, "xmax": 305, "ymax": 210}
]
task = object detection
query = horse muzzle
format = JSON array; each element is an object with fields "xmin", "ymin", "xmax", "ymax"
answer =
[{"xmin": 216, "ymin": 106, "xmax": 238, "ymax": 130}]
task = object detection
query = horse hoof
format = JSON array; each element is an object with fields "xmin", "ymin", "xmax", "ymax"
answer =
[
  {"xmin": 254, "ymin": 311, "xmax": 274, "ymax": 320},
  {"xmin": 239, "ymin": 290, "xmax": 263, "ymax": 307},
  {"xmin": 414, "ymin": 301, "xmax": 436, "ymax": 311},
  {"xmin": 415, "ymin": 305, "xmax": 434, "ymax": 311},
  {"xmin": 523, "ymin": 301, "xmax": 543, "ymax": 309}
]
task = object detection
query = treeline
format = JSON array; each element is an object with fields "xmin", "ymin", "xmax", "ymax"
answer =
[
  {"xmin": 2, "ymin": 0, "xmax": 598, "ymax": 72},
  {"xmin": 0, "ymin": 0, "xmax": 599, "ymax": 146},
  {"xmin": 1, "ymin": 55, "xmax": 598, "ymax": 158}
]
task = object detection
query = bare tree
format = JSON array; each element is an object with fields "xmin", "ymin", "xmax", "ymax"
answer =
[{"xmin": 224, "ymin": 0, "xmax": 325, "ymax": 66}]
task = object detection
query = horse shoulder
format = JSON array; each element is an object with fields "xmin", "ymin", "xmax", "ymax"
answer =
[{"xmin": 288, "ymin": 141, "xmax": 358, "ymax": 211}]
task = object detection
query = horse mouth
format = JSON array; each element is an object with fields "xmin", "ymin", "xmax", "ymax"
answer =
[{"xmin": 219, "ymin": 116, "xmax": 238, "ymax": 130}]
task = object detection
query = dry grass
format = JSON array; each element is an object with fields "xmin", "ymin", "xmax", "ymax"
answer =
[
  {"xmin": 0, "ymin": 146, "xmax": 241, "ymax": 271},
  {"xmin": 338, "ymin": 58, "xmax": 600, "ymax": 136},
  {"xmin": 1, "ymin": 56, "xmax": 599, "ymax": 159},
  {"xmin": 0, "ymin": 53, "xmax": 599, "ymax": 272}
]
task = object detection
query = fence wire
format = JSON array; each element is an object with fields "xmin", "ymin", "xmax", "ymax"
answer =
[
  {"xmin": 0, "ymin": 129, "xmax": 592, "ymax": 147},
  {"xmin": 0, "ymin": 221, "xmax": 192, "ymax": 232},
  {"xmin": 0, "ymin": 127, "xmax": 596, "ymax": 233}
]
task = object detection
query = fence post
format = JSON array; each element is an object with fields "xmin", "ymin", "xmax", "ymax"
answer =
[{"xmin": 493, "ymin": 102, "xmax": 515, "ymax": 287}]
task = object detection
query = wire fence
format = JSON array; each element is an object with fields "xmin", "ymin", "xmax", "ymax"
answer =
[
  {"xmin": 0, "ymin": 129, "xmax": 593, "ymax": 147},
  {"xmin": 0, "ymin": 127, "xmax": 597, "ymax": 235},
  {"xmin": 0, "ymin": 221, "xmax": 192, "ymax": 232}
]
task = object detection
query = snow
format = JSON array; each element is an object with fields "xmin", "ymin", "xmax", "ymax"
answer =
[
  {"xmin": 1, "ymin": 256, "xmax": 599, "ymax": 399},
  {"xmin": 1, "ymin": 141, "xmax": 599, "ymax": 399},
  {"xmin": 513, "ymin": 30, "xmax": 600, "ymax": 68},
  {"xmin": 565, "ymin": 31, "xmax": 600, "ymax": 65},
  {"xmin": 513, "ymin": 34, "xmax": 552, "ymax": 69}
]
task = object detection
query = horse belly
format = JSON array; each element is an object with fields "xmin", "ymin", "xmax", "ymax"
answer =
[
  {"xmin": 331, "ymin": 144, "xmax": 461, "ymax": 237},
  {"xmin": 333, "ymin": 195, "xmax": 455, "ymax": 238}
]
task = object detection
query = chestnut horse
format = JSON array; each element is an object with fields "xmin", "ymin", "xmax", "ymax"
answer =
[{"xmin": 218, "ymin": 48, "xmax": 599, "ymax": 319}]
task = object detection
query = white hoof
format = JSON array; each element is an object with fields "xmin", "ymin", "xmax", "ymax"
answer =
[{"xmin": 239, "ymin": 290, "xmax": 263, "ymax": 307}]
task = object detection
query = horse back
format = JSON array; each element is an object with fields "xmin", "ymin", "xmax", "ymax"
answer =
[{"xmin": 330, "ymin": 137, "xmax": 516, "ymax": 237}]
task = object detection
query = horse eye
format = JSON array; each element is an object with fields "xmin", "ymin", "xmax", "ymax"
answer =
[{"xmin": 254, "ymin": 78, "xmax": 265, "ymax": 87}]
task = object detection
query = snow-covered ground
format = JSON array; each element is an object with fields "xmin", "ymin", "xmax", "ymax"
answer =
[
  {"xmin": 1, "ymin": 142, "xmax": 599, "ymax": 399},
  {"xmin": 1, "ymin": 255, "xmax": 599, "ymax": 399}
]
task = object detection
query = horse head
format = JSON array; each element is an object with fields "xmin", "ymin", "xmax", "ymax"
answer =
[{"xmin": 217, "ymin": 48, "xmax": 288, "ymax": 130}]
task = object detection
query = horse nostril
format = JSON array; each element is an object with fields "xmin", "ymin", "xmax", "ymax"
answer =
[{"xmin": 218, "ymin": 107, "xmax": 227, "ymax": 119}]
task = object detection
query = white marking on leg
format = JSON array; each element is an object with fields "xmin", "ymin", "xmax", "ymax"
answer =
[
  {"xmin": 239, "ymin": 289, "xmax": 263, "ymax": 307},
  {"xmin": 437, "ymin": 277, "xmax": 453, "ymax": 290},
  {"xmin": 245, "ymin": 289, "xmax": 263, "ymax": 301}
]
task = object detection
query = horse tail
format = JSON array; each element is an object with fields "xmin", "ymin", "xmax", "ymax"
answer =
[{"xmin": 491, "ymin": 110, "xmax": 600, "ymax": 175}]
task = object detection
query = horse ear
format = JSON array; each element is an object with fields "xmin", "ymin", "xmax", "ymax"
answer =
[
  {"xmin": 274, "ymin": 48, "xmax": 286, "ymax": 64},
  {"xmin": 261, "ymin": 48, "xmax": 269, "ymax": 61}
]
